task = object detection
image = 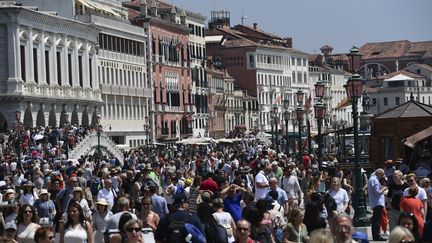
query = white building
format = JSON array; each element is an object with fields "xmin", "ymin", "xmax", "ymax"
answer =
[
  {"xmin": 369, "ymin": 71, "xmax": 432, "ymax": 115},
  {"xmin": 253, "ymin": 49, "xmax": 310, "ymax": 134},
  {"xmin": 18, "ymin": 0, "xmax": 151, "ymax": 148},
  {"xmin": 0, "ymin": 3, "xmax": 101, "ymax": 130},
  {"xmin": 183, "ymin": 9, "xmax": 208, "ymax": 138}
]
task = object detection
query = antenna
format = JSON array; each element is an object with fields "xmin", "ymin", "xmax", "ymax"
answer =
[{"xmin": 241, "ymin": 15, "xmax": 247, "ymax": 26}]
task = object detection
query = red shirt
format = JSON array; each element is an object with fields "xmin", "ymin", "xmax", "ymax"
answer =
[
  {"xmin": 199, "ymin": 178, "xmax": 219, "ymax": 193},
  {"xmin": 400, "ymin": 197, "xmax": 424, "ymax": 237}
]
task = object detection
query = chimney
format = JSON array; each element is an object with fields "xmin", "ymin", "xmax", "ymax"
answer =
[
  {"xmin": 180, "ymin": 8, "xmax": 186, "ymax": 25},
  {"xmin": 150, "ymin": 0, "xmax": 157, "ymax": 16},
  {"xmin": 170, "ymin": 5, "xmax": 176, "ymax": 23},
  {"xmin": 253, "ymin": 23, "xmax": 257, "ymax": 29},
  {"xmin": 139, "ymin": 0, "xmax": 147, "ymax": 18}
]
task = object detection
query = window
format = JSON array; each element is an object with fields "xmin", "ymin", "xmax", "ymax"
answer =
[
  {"xmin": 68, "ymin": 53, "xmax": 72, "ymax": 86},
  {"xmin": 33, "ymin": 48, "xmax": 38, "ymax": 83},
  {"xmin": 89, "ymin": 58, "xmax": 93, "ymax": 88},
  {"xmin": 395, "ymin": 97, "xmax": 400, "ymax": 105},
  {"xmin": 20, "ymin": 46, "xmax": 26, "ymax": 82},
  {"xmin": 78, "ymin": 55, "xmax": 83, "ymax": 87},
  {"xmin": 45, "ymin": 51, "xmax": 50, "ymax": 85},
  {"xmin": 383, "ymin": 97, "xmax": 388, "ymax": 106},
  {"xmin": 372, "ymin": 98, "xmax": 377, "ymax": 106},
  {"xmin": 56, "ymin": 51, "xmax": 61, "ymax": 85}
]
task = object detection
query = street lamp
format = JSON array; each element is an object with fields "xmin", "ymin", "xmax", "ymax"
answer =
[
  {"xmin": 283, "ymin": 99, "xmax": 290, "ymax": 154},
  {"xmin": 95, "ymin": 114, "xmax": 102, "ymax": 159},
  {"xmin": 314, "ymin": 80, "xmax": 326, "ymax": 165},
  {"xmin": 295, "ymin": 90, "xmax": 305, "ymax": 161},
  {"xmin": 144, "ymin": 116, "xmax": 149, "ymax": 145},
  {"xmin": 272, "ymin": 105, "xmax": 279, "ymax": 154},
  {"xmin": 63, "ymin": 113, "xmax": 71, "ymax": 159},
  {"xmin": 345, "ymin": 46, "xmax": 369, "ymax": 227},
  {"xmin": 14, "ymin": 109, "xmax": 23, "ymax": 169},
  {"xmin": 291, "ymin": 114, "xmax": 297, "ymax": 157}
]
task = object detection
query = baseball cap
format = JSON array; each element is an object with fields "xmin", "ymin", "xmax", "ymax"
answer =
[{"xmin": 4, "ymin": 222, "xmax": 17, "ymax": 230}]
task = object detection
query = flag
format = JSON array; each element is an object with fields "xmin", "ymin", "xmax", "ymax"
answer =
[
  {"xmin": 304, "ymin": 95, "xmax": 312, "ymax": 111},
  {"xmin": 335, "ymin": 97, "xmax": 352, "ymax": 110},
  {"xmin": 272, "ymin": 95, "xmax": 282, "ymax": 105}
]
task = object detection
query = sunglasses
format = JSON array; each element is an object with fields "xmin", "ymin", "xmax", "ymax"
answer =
[
  {"xmin": 401, "ymin": 212, "xmax": 414, "ymax": 217},
  {"xmin": 24, "ymin": 210, "xmax": 32, "ymax": 214},
  {"xmin": 407, "ymin": 180, "xmax": 415, "ymax": 183},
  {"xmin": 126, "ymin": 228, "xmax": 141, "ymax": 233},
  {"xmin": 5, "ymin": 229, "xmax": 16, "ymax": 233}
]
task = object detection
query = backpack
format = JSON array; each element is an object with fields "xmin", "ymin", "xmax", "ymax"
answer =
[
  {"xmin": 323, "ymin": 192, "xmax": 337, "ymax": 212},
  {"xmin": 166, "ymin": 213, "xmax": 192, "ymax": 243},
  {"xmin": 203, "ymin": 218, "xmax": 228, "ymax": 243},
  {"xmin": 91, "ymin": 177, "xmax": 102, "ymax": 196}
]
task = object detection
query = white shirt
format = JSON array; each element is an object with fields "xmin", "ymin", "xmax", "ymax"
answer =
[
  {"xmin": 97, "ymin": 188, "xmax": 115, "ymax": 211},
  {"xmin": 255, "ymin": 171, "xmax": 269, "ymax": 200},
  {"xmin": 281, "ymin": 175, "xmax": 301, "ymax": 199},
  {"xmin": 403, "ymin": 185, "xmax": 427, "ymax": 201},
  {"xmin": 328, "ymin": 188, "xmax": 349, "ymax": 212}
]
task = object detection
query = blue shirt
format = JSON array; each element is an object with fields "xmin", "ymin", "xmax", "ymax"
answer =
[
  {"xmin": 34, "ymin": 199, "xmax": 55, "ymax": 220},
  {"xmin": 151, "ymin": 193, "xmax": 169, "ymax": 218},
  {"xmin": 266, "ymin": 188, "xmax": 289, "ymax": 206},
  {"xmin": 368, "ymin": 173, "xmax": 385, "ymax": 208},
  {"xmin": 224, "ymin": 193, "xmax": 242, "ymax": 222}
]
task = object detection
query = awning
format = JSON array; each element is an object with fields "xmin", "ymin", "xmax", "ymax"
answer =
[
  {"xmin": 85, "ymin": 0, "xmax": 121, "ymax": 16},
  {"xmin": 403, "ymin": 125, "xmax": 432, "ymax": 149},
  {"xmin": 76, "ymin": 0, "xmax": 96, "ymax": 10}
]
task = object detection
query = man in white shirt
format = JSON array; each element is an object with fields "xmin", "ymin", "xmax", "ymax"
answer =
[
  {"xmin": 97, "ymin": 178, "xmax": 117, "ymax": 211},
  {"xmin": 255, "ymin": 162, "xmax": 271, "ymax": 200},
  {"xmin": 328, "ymin": 177, "xmax": 349, "ymax": 216},
  {"xmin": 280, "ymin": 166, "xmax": 302, "ymax": 208},
  {"xmin": 403, "ymin": 173, "xmax": 427, "ymax": 220}
]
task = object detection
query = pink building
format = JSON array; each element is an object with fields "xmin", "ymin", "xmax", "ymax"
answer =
[{"xmin": 126, "ymin": 0, "xmax": 193, "ymax": 141}]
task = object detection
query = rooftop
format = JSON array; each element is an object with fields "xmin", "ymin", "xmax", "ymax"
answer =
[{"xmin": 374, "ymin": 96, "xmax": 432, "ymax": 119}]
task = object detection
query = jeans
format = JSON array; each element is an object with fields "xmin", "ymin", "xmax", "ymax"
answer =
[{"xmin": 372, "ymin": 205, "xmax": 384, "ymax": 239}]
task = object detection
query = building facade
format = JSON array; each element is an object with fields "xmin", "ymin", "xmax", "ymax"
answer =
[
  {"xmin": 206, "ymin": 12, "xmax": 309, "ymax": 135},
  {"xmin": 127, "ymin": 0, "xmax": 192, "ymax": 142},
  {"xmin": 206, "ymin": 65, "xmax": 226, "ymax": 138},
  {"xmin": 0, "ymin": 4, "xmax": 101, "ymax": 130},
  {"xmin": 18, "ymin": 0, "xmax": 152, "ymax": 149}
]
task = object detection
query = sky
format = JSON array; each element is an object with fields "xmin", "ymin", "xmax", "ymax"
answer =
[{"xmin": 174, "ymin": 0, "xmax": 432, "ymax": 54}]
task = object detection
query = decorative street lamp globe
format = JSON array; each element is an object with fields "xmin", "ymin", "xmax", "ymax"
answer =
[
  {"xmin": 314, "ymin": 80, "xmax": 325, "ymax": 99},
  {"xmin": 296, "ymin": 89, "xmax": 305, "ymax": 105},
  {"xmin": 313, "ymin": 101, "xmax": 326, "ymax": 120},
  {"xmin": 344, "ymin": 74, "xmax": 364, "ymax": 101},
  {"xmin": 283, "ymin": 98, "xmax": 290, "ymax": 110}
]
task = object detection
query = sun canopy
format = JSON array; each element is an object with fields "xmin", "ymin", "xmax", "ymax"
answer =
[{"xmin": 403, "ymin": 125, "xmax": 432, "ymax": 149}]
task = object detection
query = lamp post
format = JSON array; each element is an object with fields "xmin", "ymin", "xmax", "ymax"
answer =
[
  {"xmin": 295, "ymin": 90, "xmax": 305, "ymax": 161},
  {"xmin": 63, "ymin": 113, "xmax": 71, "ymax": 159},
  {"xmin": 272, "ymin": 105, "xmax": 279, "ymax": 154},
  {"xmin": 291, "ymin": 115, "xmax": 297, "ymax": 158},
  {"xmin": 314, "ymin": 80, "xmax": 326, "ymax": 164},
  {"xmin": 14, "ymin": 109, "xmax": 23, "ymax": 169},
  {"xmin": 345, "ymin": 46, "xmax": 369, "ymax": 227},
  {"xmin": 144, "ymin": 116, "xmax": 149, "ymax": 146},
  {"xmin": 95, "ymin": 114, "xmax": 102, "ymax": 159},
  {"xmin": 283, "ymin": 99, "xmax": 290, "ymax": 154}
]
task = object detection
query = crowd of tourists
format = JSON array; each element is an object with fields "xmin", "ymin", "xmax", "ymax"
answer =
[{"xmin": 0, "ymin": 125, "xmax": 431, "ymax": 243}]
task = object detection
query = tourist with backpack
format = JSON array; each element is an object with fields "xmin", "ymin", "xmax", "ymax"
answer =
[{"xmin": 154, "ymin": 193, "xmax": 204, "ymax": 243}]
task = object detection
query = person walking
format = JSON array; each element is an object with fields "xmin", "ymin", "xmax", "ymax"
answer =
[
  {"xmin": 368, "ymin": 168, "xmax": 387, "ymax": 241},
  {"xmin": 387, "ymin": 170, "xmax": 408, "ymax": 231}
]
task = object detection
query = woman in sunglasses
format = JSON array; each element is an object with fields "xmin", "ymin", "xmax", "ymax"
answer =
[
  {"xmin": 388, "ymin": 226, "xmax": 415, "ymax": 243},
  {"xmin": 398, "ymin": 212, "xmax": 420, "ymax": 242},
  {"xmin": 123, "ymin": 219, "xmax": 145, "ymax": 243},
  {"xmin": 16, "ymin": 204, "xmax": 40, "ymax": 243}
]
